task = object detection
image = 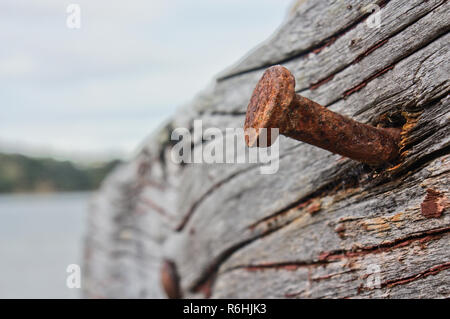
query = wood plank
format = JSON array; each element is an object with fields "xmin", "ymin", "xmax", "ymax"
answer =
[
  {"xmin": 171, "ymin": 35, "xmax": 449, "ymax": 291},
  {"xmin": 83, "ymin": 0, "xmax": 450, "ymax": 298},
  {"xmin": 218, "ymin": 0, "xmax": 389, "ymax": 79}
]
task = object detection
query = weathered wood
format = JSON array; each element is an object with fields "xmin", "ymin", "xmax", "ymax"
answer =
[
  {"xmin": 83, "ymin": 0, "xmax": 450, "ymax": 299},
  {"xmin": 218, "ymin": 0, "xmax": 389, "ymax": 79}
]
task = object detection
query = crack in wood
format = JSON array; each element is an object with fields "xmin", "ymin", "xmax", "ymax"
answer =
[
  {"xmin": 217, "ymin": 0, "xmax": 390, "ymax": 82},
  {"xmin": 175, "ymin": 143, "xmax": 307, "ymax": 232},
  {"xmin": 310, "ymin": 0, "xmax": 446, "ymax": 91},
  {"xmin": 318, "ymin": 226, "xmax": 450, "ymax": 262},
  {"xmin": 343, "ymin": 65, "xmax": 395, "ymax": 98},
  {"xmin": 246, "ymin": 168, "xmax": 362, "ymax": 232},
  {"xmin": 381, "ymin": 261, "xmax": 450, "ymax": 288},
  {"xmin": 218, "ymin": 227, "xmax": 449, "ymax": 275},
  {"xmin": 209, "ymin": 4, "xmax": 449, "ymax": 123},
  {"xmin": 325, "ymin": 27, "xmax": 450, "ymax": 108},
  {"xmin": 175, "ymin": 165, "xmax": 257, "ymax": 231},
  {"xmin": 244, "ymin": 140, "xmax": 449, "ymax": 247}
]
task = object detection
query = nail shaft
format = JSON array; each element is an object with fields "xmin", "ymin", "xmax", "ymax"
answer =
[{"xmin": 244, "ymin": 65, "xmax": 401, "ymax": 166}]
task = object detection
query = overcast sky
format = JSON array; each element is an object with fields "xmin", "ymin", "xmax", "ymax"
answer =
[{"xmin": 0, "ymin": 0, "xmax": 292, "ymax": 162}]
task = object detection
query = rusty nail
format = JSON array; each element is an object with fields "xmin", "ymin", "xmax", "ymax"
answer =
[
  {"xmin": 161, "ymin": 259, "xmax": 181, "ymax": 299},
  {"xmin": 244, "ymin": 65, "xmax": 401, "ymax": 166}
]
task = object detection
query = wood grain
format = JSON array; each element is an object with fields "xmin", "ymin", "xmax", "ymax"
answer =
[{"xmin": 83, "ymin": 0, "xmax": 450, "ymax": 298}]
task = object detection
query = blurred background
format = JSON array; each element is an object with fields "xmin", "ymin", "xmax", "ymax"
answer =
[{"xmin": 0, "ymin": 0, "xmax": 292, "ymax": 298}]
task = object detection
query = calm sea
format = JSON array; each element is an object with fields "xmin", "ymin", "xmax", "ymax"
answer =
[{"xmin": 0, "ymin": 192, "xmax": 91, "ymax": 298}]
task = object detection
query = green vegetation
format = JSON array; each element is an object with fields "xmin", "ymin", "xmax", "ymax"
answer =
[{"xmin": 0, "ymin": 153, "xmax": 122, "ymax": 193}]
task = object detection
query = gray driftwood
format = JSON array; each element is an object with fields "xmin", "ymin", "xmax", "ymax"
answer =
[{"xmin": 83, "ymin": 0, "xmax": 450, "ymax": 298}]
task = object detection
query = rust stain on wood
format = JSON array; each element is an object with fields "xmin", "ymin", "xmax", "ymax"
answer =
[
  {"xmin": 193, "ymin": 276, "xmax": 214, "ymax": 298},
  {"xmin": 161, "ymin": 260, "xmax": 182, "ymax": 299},
  {"xmin": 399, "ymin": 111, "xmax": 422, "ymax": 154},
  {"xmin": 385, "ymin": 111, "xmax": 423, "ymax": 172},
  {"xmin": 306, "ymin": 198, "xmax": 322, "ymax": 215},
  {"xmin": 335, "ymin": 212, "xmax": 405, "ymax": 239},
  {"xmin": 335, "ymin": 224, "xmax": 347, "ymax": 239},
  {"xmin": 421, "ymin": 188, "xmax": 447, "ymax": 218},
  {"xmin": 362, "ymin": 212, "xmax": 405, "ymax": 232}
]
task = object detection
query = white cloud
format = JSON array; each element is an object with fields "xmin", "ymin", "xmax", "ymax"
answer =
[
  {"xmin": 0, "ymin": 0, "xmax": 292, "ymax": 160},
  {"xmin": 0, "ymin": 54, "xmax": 36, "ymax": 77}
]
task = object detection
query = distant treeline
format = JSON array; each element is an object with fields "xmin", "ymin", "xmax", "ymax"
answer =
[{"xmin": 0, "ymin": 153, "xmax": 122, "ymax": 193}]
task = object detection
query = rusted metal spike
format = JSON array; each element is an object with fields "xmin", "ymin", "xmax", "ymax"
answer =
[{"xmin": 244, "ymin": 65, "xmax": 401, "ymax": 166}]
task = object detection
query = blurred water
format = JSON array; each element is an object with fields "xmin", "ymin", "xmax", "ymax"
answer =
[{"xmin": 0, "ymin": 192, "xmax": 90, "ymax": 298}]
